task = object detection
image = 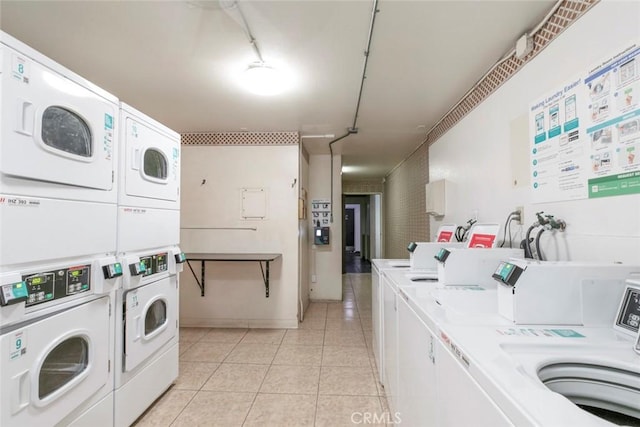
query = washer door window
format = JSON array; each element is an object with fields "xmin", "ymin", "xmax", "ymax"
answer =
[
  {"xmin": 39, "ymin": 336, "xmax": 89, "ymax": 399},
  {"xmin": 145, "ymin": 298, "xmax": 167, "ymax": 337},
  {"xmin": 0, "ymin": 297, "xmax": 110, "ymax": 426},
  {"xmin": 124, "ymin": 277, "xmax": 178, "ymax": 372}
]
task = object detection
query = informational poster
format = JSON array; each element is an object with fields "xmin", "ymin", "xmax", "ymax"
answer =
[
  {"xmin": 585, "ymin": 44, "xmax": 640, "ymax": 198},
  {"xmin": 530, "ymin": 41, "xmax": 640, "ymax": 203},
  {"xmin": 530, "ymin": 74, "xmax": 588, "ymax": 203}
]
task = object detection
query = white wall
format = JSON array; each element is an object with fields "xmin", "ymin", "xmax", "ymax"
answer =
[
  {"xmin": 308, "ymin": 154, "xmax": 343, "ymax": 300},
  {"xmin": 429, "ymin": 1, "xmax": 640, "ymax": 264},
  {"xmin": 179, "ymin": 145, "xmax": 300, "ymax": 328},
  {"xmin": 299, "ymin": 146, "xmax": 310, "ymax": 318},
  {"xmin": 371, "ymin": 194, "xmax": 382, "ymax": 258}
]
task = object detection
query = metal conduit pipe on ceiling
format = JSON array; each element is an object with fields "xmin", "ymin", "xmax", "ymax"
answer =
[{"xmin": 328, "ymin": 0, "xmax": 380, "ymax": 224}]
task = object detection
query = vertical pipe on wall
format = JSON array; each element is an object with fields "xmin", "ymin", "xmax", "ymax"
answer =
[
  {"xmin": 327, "ymin": 0, "xmax": 380, "ymax": 224},
  {"xmin": 328, "ymin": 133, "xmax": 350, "ymax": 223}
]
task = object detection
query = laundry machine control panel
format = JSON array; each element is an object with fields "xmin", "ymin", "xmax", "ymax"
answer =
[
  {"xmin": 615, "ymin": 282, "xmax": 640, "ymax": 334},
  {"xmin": 20, "ymin": 265, "xmax": 91, "ymax": 307},
  {"xmin": 139, "ymin": 252, "xmax": 168, "ymax": 277}
]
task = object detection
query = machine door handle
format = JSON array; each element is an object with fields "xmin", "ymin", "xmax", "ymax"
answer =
[
  {"xmin": 12, "ymin": 370, "xmax": 29, "ymax": 414},
  {"xmin": 16, "ymin": 99, "xmax": 33, "ymax": 136},
  {"xmin": 132, "ymin": 147, "xmax": 141, "ymax": 170},
  {"xmin": 428, "ymin": 335, "xmax": 435, "ymax": 364},
  {"xmin": 134, "ymin": 315, "xmax": 142, "ymax": 341}
]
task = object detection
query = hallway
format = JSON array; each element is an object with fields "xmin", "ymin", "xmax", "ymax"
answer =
[
  {"xmin": 345, "ymin": 252, "xmax": 372, "ymax": 274},
  {"xmin": 134, "ymin": 273, "xmax": 390, "ymax": 426}
]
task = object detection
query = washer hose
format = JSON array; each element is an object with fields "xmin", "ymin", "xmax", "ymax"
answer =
[{"xmin": 534, "ymin": 228, "xmax": 546, "ymax": 261}]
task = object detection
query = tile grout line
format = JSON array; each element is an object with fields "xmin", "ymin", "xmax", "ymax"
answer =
[
  {"xmin": 240, "ymin": 328, "xmax": 285, "ymax": 426},
  {"xmin": 313, "ymin": 300, "xmax": 329, "ymax": 426},
  {"xmin": 169, "ymin": 274, "xmax": 376, "ymax": 426},
  {"xmin": 167, "ymin": 327, "xmax": 221, "ymax": 427},
  {"xmin": 173, "ymin": 328, "xmax": 251, "ymax": 426}
]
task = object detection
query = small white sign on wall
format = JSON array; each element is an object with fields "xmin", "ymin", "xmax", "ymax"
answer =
[
  {"xmin": 241, "ymin": 188, "xmax": 267, "ymax": 219},
  {"xmin": 311, "ymin": 199, "xmax": 331, "ymax": 227}
]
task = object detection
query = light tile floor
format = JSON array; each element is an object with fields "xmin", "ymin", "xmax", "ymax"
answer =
[{"xmin": 133, "ymin": 273, "xmax": 390, "ymax": 427}]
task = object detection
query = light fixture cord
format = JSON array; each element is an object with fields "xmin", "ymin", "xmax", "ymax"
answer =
[{"xmin": 230, "ymin": 0, "xmax": 265, "ymax": 63}]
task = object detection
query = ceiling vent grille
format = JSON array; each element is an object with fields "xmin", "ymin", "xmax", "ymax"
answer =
[
  {"xmin": 425, "ymin": 0, "xmax": 597, "ymax": 147},
  {"xmin": 181, "ymin": 131, "xmax": 299, "ymax": 146}
]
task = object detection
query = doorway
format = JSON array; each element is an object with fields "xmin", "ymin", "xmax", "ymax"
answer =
[{"xmin": 343, "ymin": 194, "xmax": 382, "ymax": 273}]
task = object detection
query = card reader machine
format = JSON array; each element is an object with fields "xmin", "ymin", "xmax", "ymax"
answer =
[
  {"xmin": 314, "ymin": 227, "xmax": 330, "ymax": 245},
  {"xmin": 614, "ymin": 277, "xmax": 640, "ymax": 356},
  {"xmin": 493, "ymin": 260, "xmax": 640, "ymax": 325}
]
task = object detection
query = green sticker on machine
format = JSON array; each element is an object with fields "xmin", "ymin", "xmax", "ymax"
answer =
[{"xmin": 548, "ymin": 329, "xmax": 585, "ymax": 338}]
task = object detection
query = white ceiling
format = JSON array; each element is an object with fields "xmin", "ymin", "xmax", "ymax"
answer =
[{"xmin": 1, "ymin": 0, "xmax": 555, "ymax": 181}]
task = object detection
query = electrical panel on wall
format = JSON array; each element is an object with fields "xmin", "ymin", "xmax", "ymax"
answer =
[
  {"xmin": 241, "ymin": 188, "xmax": 267, "ymax": 219},
  {"xmin": 311, "ymin": 199, "xmax": 331, "ymax": 245},
  {"xmin": 311, "ymin": 199, "xmax": 331, "ymax": 228},
  {"xmin": 425, "ymin": 179, "xmax": 447, "ymax": 216}
]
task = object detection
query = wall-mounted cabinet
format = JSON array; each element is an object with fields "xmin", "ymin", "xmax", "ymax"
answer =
[{"xmin": 425, "ymin": 179, "xmax": 447, "ymax": 216}]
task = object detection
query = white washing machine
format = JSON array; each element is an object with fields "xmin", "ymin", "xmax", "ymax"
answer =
[
  {"xmin": 442, "ymin": 270, "xmax": 640, "ymax": 426},
  {"xmin": 114, "ymin": 103, "xmax": 183, "ymax": 425},
  {"xmin": 113, "ymin": 248, "xmax": 183, "ymax": 426},
  {"xmin": 0, "ymin": 31, "xmax": 119, "ymax": 268},
  {"xmin": 0, "ymin": 255, "xmax": 122, "ymax": 426}
]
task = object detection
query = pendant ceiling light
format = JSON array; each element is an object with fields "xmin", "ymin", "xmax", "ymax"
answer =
[{"xmin": 222, "ymin": 0, "xmax": 288, "ymax": 96}]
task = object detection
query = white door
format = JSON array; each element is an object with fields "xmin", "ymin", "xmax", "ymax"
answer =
[
  {"xmin": 382, "ymin": 276, "xmax": 399, "ymax": 413},
  {"xmin": 436, "ymin": 339, "xmax": 513, "ymax": 426},
  {"xmin": 0, "ymin": 297, "xmax": 111, "ymax": 427},
  {"xmin": 123, "ymin": 276, "xmax": 177, "ymax": 372},
  {"xmin": 397, "ymin": 293, "xmax": 437, "ymax": 426},
  {"xmin": 1, "ymin": 44, "xmax": 117, "ymax": 194},
  {"xmin": 372, "ymin": 265, "xmax": 384, "ymax": 383},
  {"xmin": 122, "ymin": 115, "xmax": 179, "ymax": 204}
]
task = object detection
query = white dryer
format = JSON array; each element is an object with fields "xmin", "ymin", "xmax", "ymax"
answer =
[
  {"xmin": 117, "ymin": 102, "xmax": 180, "ymax": 253},
  {"xmin": 118, "ymin": 102, "xmax": 179, "ymax": 210},
  {"xmin": 0, "ymin": 255, "xmax": 122, "ymax": 426},
  {"xmin": 0, "ymin": 31, "xmax": 119, "ymax": 267}
]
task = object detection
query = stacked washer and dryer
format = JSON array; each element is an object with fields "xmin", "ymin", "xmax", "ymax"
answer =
[
  {"xmin": 0, "ymin": 32, "xmax": 122, "ymax": 426},
  {"xmin": 113, "ymin": 103, "xmax": 184, "ymax": 426},
  {"xmin": 0, "ymin": 32, "xmax": 184, "ymax": 426}
]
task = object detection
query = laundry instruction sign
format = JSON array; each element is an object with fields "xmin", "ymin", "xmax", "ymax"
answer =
[{"xmin": 530, "ymin": 41, "xmax": 640, "ymax": 202}]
